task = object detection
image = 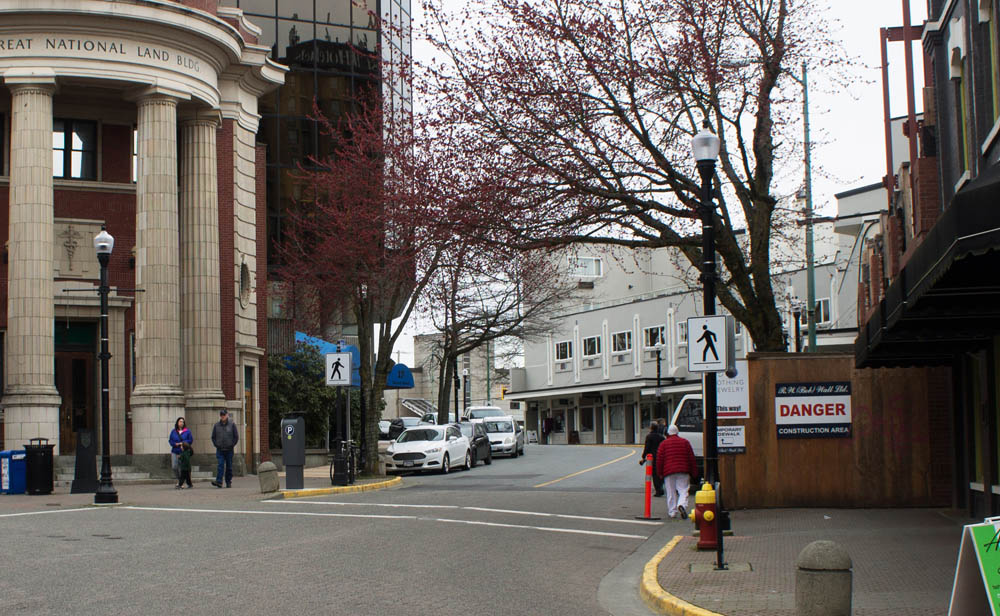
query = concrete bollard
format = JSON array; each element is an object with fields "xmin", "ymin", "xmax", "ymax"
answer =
[
  {"xmin": 257, "ymin": 461, "xmax": 279, "ymax": 493},
  {"xmin": 795, "ymin": 540, "xmax": 852, "ymax": 616}
]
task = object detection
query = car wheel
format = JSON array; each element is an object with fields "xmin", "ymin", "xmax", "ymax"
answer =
[
  {"xmin": 470, "ymin": 450, "xmax": 477, "ymax": 467},
  {"xmin": 464, "ymin": 450, "xmax": 472, "ymax": 470},
  {"xmin": 441, "ymin": 453, "xmax": 450, "ymax": 474},
  {"xmin": 485, "ymin": 451, "xmax": 493, "ymax": 465},
  {"xmin": 511, "ymin": 446, "xmax": 518, "ymax": 458}
]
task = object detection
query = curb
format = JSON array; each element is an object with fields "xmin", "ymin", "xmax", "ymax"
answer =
[
  {"xmin": 639, "ymin": 535, "xmax": 726, "ymax": 616},
  {"xmin": 270, "ymin": 476, "xmax": 402, "ymax": 500}
]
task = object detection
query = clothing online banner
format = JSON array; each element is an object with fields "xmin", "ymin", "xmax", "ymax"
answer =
[{"xmin": 774, "ymin": 381, "xmax": 852, "ymax": 439}]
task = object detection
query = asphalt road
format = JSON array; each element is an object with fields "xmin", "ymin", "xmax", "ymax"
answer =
[{"xmin": 0, "ymin": 445, "xmax": 674, "ymax": 616}]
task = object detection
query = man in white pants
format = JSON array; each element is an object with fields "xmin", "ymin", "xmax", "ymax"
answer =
[{"xmin": 655, "ymin": 425, "xmax": 698, "ymax": 519}]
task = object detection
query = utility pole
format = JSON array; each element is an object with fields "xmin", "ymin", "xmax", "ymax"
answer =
[
  {"xmin": 485, "ymin": 341, "xmax": 491, "ymax": 404},
  {"xmin": 802, "ymin": 61, "xmax": 817, "ymax": 352}
]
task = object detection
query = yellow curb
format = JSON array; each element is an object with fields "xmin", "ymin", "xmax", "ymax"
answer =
[
  {"xmin": 272, "ymin": 476, "xmax": 402, "ymax": 500},
  {"xmin": 640, "ymin": 535, "xmax": 726, "ymax": 616}
]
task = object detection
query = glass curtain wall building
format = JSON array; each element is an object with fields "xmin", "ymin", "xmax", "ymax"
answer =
[{"xmin": 220, "ymin": 0, "xmax": 411, "ymax": 342}]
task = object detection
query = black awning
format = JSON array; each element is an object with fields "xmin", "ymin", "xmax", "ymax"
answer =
[{"xmin": 856, "ymin": 164, "xmax": 1000, "ymax": 368}]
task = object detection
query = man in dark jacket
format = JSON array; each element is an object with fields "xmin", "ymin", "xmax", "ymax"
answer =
[
  {"xmin": 211, "ymin": 409, "xmax": 239, "ymax": 488},
  {"xmin": 640, "ymin": 422, "xmax": 665, "ymax": 496},
  {"xmin": 655, "ymin": 425, "xmax": 697, "ymax": 519}
]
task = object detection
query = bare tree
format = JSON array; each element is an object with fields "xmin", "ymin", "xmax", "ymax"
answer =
[
  {"xmin": 423, "ymin": 0, "xmax": 847, "ymax": 350},
  {"xmin": 421, "ymin": 244, "xmax": 574, "ymax": 422}
]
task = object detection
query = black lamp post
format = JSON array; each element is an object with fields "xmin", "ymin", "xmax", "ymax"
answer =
[
  {"xmin": 462, "ymin": 368, "xmax": 469, "ymax": 414},
  {"xmin": 691, "ymin": 122, "xmax": 721, "ymax": 486},
  {"xmin": 93, "ymin": 226, "xmax": 118, "ymax": 505},
  {"xmin": 655, "ymin": 345, "xmax": 663, "ymax": 424}
]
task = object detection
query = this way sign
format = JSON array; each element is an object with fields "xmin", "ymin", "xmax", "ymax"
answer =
[
  {"xmin": 687, "ymin": 315, "xmax": 729, "ymax": 373},
  {"xmin": 326, "ymin": 353, "xmax": 352, "ymax": 386}
]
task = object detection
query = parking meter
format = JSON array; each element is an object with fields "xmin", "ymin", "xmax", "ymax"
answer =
[{"xmin": 280, "ymin": 415, "xmax": 306, "ymax": 489}]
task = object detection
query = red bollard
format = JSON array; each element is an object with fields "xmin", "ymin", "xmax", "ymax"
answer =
[{"xmin": 635, "ymin": 454, "xmax": 661, "ymax": 520}]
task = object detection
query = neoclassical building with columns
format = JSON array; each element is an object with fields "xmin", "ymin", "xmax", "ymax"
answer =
[{"xmin": 0, "ymin": 0, "xmax": 285, "ymax": 471}]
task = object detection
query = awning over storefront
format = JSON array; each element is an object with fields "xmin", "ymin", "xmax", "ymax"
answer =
[
  {"xmin": 506, "ymin": 378, "xmax": 658, "ymax": 401},
  {"xmin": 856, "ymin": 164, "xmax": 1000, "ymax": 367}
]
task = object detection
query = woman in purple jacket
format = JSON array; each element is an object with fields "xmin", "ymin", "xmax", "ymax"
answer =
[{"xmin": 168, "ymin": 417, "xmax": 194, "ymax": 489}]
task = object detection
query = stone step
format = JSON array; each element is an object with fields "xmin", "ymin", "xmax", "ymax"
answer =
[{"xmin": 56, "ymin": 471, "xmax": 151, "ymax": 481}]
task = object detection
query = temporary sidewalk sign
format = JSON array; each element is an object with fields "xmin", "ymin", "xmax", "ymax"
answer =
[
  {"xmin": 949, "ymin": 517, "xmax": 1000, "ymax": 615},
  {"xmin": 717, "ymin": 425, "xmax": 745, "ymax": 454}
]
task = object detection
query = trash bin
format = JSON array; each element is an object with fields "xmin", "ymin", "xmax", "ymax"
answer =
[
  {"xmin": 24, "ymin": 438, "xmax": 54, "ymax": 495},
  {"xmin": 1, "ymin": 450, "xmax": 28, "ymax": 495}
]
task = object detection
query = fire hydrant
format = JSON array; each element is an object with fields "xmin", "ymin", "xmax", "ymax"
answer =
[{"xmin": 693, "ymin": 482, "xmax": 719, "ymax": 550}]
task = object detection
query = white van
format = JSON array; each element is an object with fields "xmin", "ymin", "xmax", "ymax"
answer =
[
  {"xmin": 668, "ymin": 394, "xmax": 704, "ymax": 456},
  {"xmin": 464, "ymin": 405, "xmax": 507, "ymax": 421}
]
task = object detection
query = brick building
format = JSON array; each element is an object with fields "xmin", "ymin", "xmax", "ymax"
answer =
[
  {"xmin": 856, "ymin": 0, "xmax": 1000, "ymax": 516},
  {"xmin": 0, "ymin": 0, "xmax": 285, "ymax": 472}
]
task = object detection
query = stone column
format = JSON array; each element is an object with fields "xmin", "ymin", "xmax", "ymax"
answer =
[
  {"xmin": 180, "ymin": 113, "xmax": 226, "ymax": 447},
  {"xmin": 130, "ymin": 94, "xmax": 184, "ymax": 454},
  {"xmin": 2, "ymin": 80, "xmax": 62, "ymax": 451}
]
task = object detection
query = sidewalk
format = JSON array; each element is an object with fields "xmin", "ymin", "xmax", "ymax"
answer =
[
  {"xmin": 0, "ymin": 466, "xmax": 393, "ymax": 513},
  {"xmin": 647, "ymin": 508, "xmax": 964, "ymax": 616}
]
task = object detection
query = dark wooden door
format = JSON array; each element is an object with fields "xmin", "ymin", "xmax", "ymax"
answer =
[
  {"xmin": 56, "ymin": 352, "xmax": 95, "ymax": 455},
  {"xmin": 244, "ymin": 366, "xmax": 255, "ymax": 471}
]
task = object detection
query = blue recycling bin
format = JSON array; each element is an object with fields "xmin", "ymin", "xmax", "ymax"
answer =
[{"xmin": 0, "ymin": 450, "xmax": 27, "ymax": 495}]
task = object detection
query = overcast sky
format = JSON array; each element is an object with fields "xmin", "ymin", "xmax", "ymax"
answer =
[{"xmin": 393, "ymin": 0, "xmax": 929, "ymax": 364}]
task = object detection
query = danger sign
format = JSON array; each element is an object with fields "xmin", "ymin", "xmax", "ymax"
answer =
[{"xmin": 774, "ymin": 381, "xmax": 852, "ymax": 439}]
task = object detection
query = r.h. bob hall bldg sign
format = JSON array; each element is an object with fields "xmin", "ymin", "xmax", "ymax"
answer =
[{"xmin": 0, "ymin": 0, "xmax": 285, "ymax": 473}]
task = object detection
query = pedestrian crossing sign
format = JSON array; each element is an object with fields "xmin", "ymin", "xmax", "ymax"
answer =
[
  {"xmin": 686, "ymin": 315, "xmax": 732, "ymax": 373},
  {"xmin": 325, "ymin": 352, "xmax": 352, "ymax": 386}
]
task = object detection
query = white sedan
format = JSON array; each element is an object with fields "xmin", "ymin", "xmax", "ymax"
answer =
[{"xmin": 382, "ymin": 425, "xmax": 472, "ymax": 473}]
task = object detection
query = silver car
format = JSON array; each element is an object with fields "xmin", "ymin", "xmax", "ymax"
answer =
[{"xmin": 482, "ymin": 416, "xmax": 525, "ymax": 457}]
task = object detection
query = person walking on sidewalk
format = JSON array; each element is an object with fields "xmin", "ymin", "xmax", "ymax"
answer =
[
  {"xmin": 168, "ymin": 417, "xmax": 193, "ymax": 487},
  {"xmin": 640, "ymin": 422, "xmax": 666, "ymax": 497},
  {"xmin": 655, "ymin": 425, "xmax": 697, "ymax": 519},
  {"xmin": 211, "ymin": 410, "xmax": 239, "ymax": 488}
]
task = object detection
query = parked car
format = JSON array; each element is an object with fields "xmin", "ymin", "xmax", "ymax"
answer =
[
  {"xmin": 378, "ymin": 420, "xmax": 391, "ymax": 439},
  {"xmin": 420, "ymin": 412, "xmax": 437, "ymax": 424},
  {"xmin": 382, "ymin": 425, "xmax": 472, "ymax": 473},
  {"xmin": 464, "ymin": 406, "xmax": 507, "ymax": 421},
  {"xmin": 483, "ymin": 416, "xmax": 524, "ymax": 457},
  {"xmin": 456, "ymin": 421, "xmax": 491, "ymax": 466}
]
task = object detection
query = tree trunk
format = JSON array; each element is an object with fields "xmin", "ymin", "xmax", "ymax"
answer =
[{"xmin": 436, "ymin": 353, "xmax": 454, "ymax": 424}]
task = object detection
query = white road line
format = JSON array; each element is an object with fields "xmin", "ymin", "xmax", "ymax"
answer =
[
  {"xmin": 0, "ymin": 507, "xmax": 96, "ymax": 518},
  {"xmin": 463, "ymin": 506, "xmax": 662, "ymax": 526},
  {"xmin": 433, "ymin": 517, "xmax": 647, "ymax": 540},
  {"xmin": 119, "ymin": 506, "xmax": 649, "ymax": 540},
  {"xmin": 265, "ymin": 501, "xmax": 660, "ymax": 526},
  {"xmin": 122, "ymin": 506, "xmax": 417, "ymax": 521},
  {"xmin": 268, "ymin": 501, "xmax": 460, "ymax": 510}
]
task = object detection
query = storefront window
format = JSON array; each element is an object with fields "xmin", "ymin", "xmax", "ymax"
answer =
[{"xmin": 609, "ymin": 405, "xmax": 624, "ymax": 431}]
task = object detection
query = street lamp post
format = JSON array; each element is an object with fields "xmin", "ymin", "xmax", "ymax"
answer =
[
  {"xmin": 462, "ymin": 368, "xmax": 470, "ymax": 415},
  {"xmin": 655, "ymin": 345, "xmax": 663, "ymax": 424},
  {"xmin": 453, "ymin": 357, "xmax": 460, "ymax": 423},
  {"xmin": 691, "ymin": 123, "xmax": 721, "ymax": 487},
  {"xmin": 93, "ymin": 227, "xmax": 118, "ymax": 505}
]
